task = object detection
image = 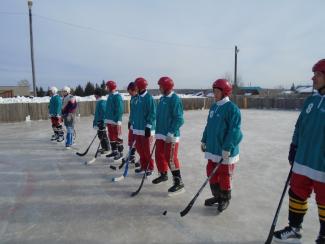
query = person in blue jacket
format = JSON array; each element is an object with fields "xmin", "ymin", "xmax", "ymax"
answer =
[
  {"xmin": 132, "ymin": 77, "xmax": 156, "ymax": 176},
  {"xmin": 92, "ymin": 88, "xmax": 109, "ymax": 157},
  {"xmin": 273, "ymin": 59, "xmax": 325, "ymax": 244},
  {"xmin": 104, "ymin": 80, "xmax": 124, "ymax": 161},
  {"xmin": 201, "ymin": 79, "xmax": 243, "ymax": 213},
  {"xmin": 48, "ymin": 86, "xmax": 63, "ymax": 142},
  {"xmin": 153, "ymin": 77, "xmax": 185, "ymax": 196}
]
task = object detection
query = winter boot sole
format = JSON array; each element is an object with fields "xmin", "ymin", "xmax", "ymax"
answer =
[{"xmin": 168, "ymin": 188, "xmax": 185, "ymax": 197}]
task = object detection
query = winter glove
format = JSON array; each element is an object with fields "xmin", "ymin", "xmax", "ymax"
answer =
[
  {"xmin": 97, "ymin": 120, "xmax": 104, "ymax": 130},
  {"xmin": 166, "ymin": 133, "xmax": 176, "ymax": 143},
  {"xmin": 288, "ymin": 143, "xmax": 297, "ymax": 165},
  {"xmin": 128, "ymin": 122, "xmax": 131, "ymax": 130},
  {"xmin": 222, "ymin": 150, "xmax": 230, "ymax": 161},
  {"xmin": 145, "ymin": 127, "xmax": 151, "ymax": 138},
  {"xmin": 201, "ymin": 143, "xmax": 206, "ymax": 152}
]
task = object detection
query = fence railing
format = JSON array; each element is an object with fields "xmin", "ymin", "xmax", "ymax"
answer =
[{"xmin": 0, "ymin": 96, "xmax": 305, "ymax": 123}]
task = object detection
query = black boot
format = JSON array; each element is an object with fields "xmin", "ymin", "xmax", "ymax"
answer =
[
  {"xmin": 218, "ymin": 190, "xmax": 231, "ymax": 212},
  {"xmin": 56, "ymin": 129, "xmax": 64, "ymax": 142},
  {"xmin": 205, "ymin": 184, "xmax": 220, "ymax": 206},
  {"xmin": 152, "ymin": 172, "xmax": 168, "ymax": 184},
  {"xmin": 168, "ymin": 170, "xmax": 185, "ymax": 196},
  {"xmin": 106, "ymin": 142, "xmax": 117, "ymax": 158},
  {"xmin": 316, "ymin": 235, "xmax": 325, "ymax": 244},
  {"xmin": 114, "ymin": 144, "xmax": 124, "ymax": 160}
]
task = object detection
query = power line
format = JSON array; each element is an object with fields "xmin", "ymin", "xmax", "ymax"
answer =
[
  {"xmin": 0, "ymin": 12, "xmax": 26, "ymax": 16},
  {"xmin": 0, "ymin": 11, "xmax": 233, "ymax": 50},
  {"xmin": 33, "ymin": 14, "xmax": 221, "ymax": 50}
]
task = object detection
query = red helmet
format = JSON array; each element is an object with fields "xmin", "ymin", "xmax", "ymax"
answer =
[
  {"xmin": 134, "ymin": 77, "xmax": 148, "ymax": 90},
  {"xmin": 106, "ymin": 80, "xmax": 117, "ymax": 91},
  {"xmin": 212, "ymin": 79, "xmax": 232, "ymax": 96},
  {"xmin": 312, "ymin": 59, "xmax": 325, "ymax": 73},
  {"xmin": 158, "ymin": 76, "xmax": 174, "ymax": 92}
]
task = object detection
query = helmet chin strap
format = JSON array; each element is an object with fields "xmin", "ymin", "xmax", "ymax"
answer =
[{"xmin": 318, "ymin": 85, "xmax": 325, "ymax": 95}]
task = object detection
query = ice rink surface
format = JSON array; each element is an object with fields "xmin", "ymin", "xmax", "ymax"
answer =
[{"xmin": 0, "ymin": 109, "xmax": 320, "ymax": 243}]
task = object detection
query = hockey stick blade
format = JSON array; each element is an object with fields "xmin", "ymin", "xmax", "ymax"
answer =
[
  {"xmin": 112, "ymin": 175, "xmax": 125, "ymax": 182},
  {"xmin": 131, "ymin": 142, "xmax": 156, "ymax": 197},
  {"xmin": 130, "ymin": 174, "xmax": 145, "ymax": 196},
  {"xmin": 180, "ymin": 158, "xmax": 223, "ymax": 217},
  {"xmin": 85, "ymin": 157, "xmax": 96, "ymax": 165},
  {"xmin": 180, "ymin": 199, "xmax": 194, "ymax": 217},
  {"xmin": 110, "ymin": 165, "xmax": 117, "ymax": 170},
  {"xmin": 76, "ymin": 134, "xmax": 97, "ymax": 156}
]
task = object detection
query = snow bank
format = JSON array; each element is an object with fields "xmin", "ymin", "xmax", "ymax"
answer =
[{"xmin": 0, "ymin": 93, "xmax": 204, "ymax": 104}]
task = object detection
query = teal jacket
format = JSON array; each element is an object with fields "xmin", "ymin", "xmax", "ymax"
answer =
[
  {"xmin": 132, "ymin": 91, "xmax": 156, "ymax": 136},
  {"xmin": 201, "ymin": 97, "xmax": 243, "ymax": 164},
  {"xmin": 156, "ymin": 92, "xmax": 184, "ymax": 142},
  {"xmin": 129, "ymin": 95, "xmax": 137, "ymax": 129},
  {"xmin": 93, "ymin": 98, "xmax": 106, "ymax": 128},
  {"xmin": 292, "ymin": 93, "xmax": 325, "ymax": 183},
  {"xmin": 49, "ymin": 94, "xmax": 62, "ymax": 117},
  {"xmin": 105, "ymin": 92, "xmax": 124, "ymax": 125}
]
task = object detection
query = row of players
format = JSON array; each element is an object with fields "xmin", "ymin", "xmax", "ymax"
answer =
[{"xmin": 48, "ymin": 59, "xmax": 325, "ymax": 244}]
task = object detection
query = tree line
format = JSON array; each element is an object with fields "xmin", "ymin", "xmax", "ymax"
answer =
[{"xmin": 36, "ymin": 80, "xmax": 108, "ymax": 97}]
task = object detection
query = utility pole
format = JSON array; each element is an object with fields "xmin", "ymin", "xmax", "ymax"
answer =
[
  {"xmin": 234, "ymin": 45, "xmax": 239, "ymax": 95},
  {"xmin": 28, "ymin": 0, "xmax": 37, "ymax": 97}
]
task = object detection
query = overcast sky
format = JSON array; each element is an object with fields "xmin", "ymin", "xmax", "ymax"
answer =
[{"xmin": 1, "ymin": 0, "xmax": 324, "ymax": 90}]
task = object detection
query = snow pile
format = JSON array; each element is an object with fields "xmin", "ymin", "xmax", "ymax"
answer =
[{"xmin": 0, "ymin": 93, "xmax": 205, "ymax": 104}]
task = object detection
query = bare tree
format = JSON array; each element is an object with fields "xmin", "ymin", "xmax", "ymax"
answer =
[{"xmin": 18, "ymin": 79, "xmax": 31, "ymax": 90}]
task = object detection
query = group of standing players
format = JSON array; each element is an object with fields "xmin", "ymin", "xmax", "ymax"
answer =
[{"xmin": 47, "ymin": 58, "xmax": 325, "ymax": 244}]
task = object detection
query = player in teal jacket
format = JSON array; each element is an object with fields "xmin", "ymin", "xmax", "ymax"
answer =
[
  {"xmin": 104, "ymin": 80, "xmax": 124, "ymax": 161},
  {"xmin": 154, "ymin": 77, "xmax": 185, "ymax": 196},
  {"xmin": 133, "ymin": 77, "xmax": 156, "ymax": 175},
  {"xmin": 274, "ymin": 59, "xmax": 325, "ymax": 244},
  {"xmin": 93, "ymin": 88, "xmax": 109, "ymax": 156},
  {"xmin": 48, "ymin": 86, "xmax": 63, "ymax": 141},
  {"xmin": 201, "ymin": 79, "xmax": 242, "ymax": 213}
]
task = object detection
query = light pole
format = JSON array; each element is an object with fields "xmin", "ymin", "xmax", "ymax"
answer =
[
  {"xmin": 28, "ymin": 0, "xmax": 37, "ymax": 97},
  {"xmin": 234, "ymin": 45, "xmax": 239, "ymax": 96}
]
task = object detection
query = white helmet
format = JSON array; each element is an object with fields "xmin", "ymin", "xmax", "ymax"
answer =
[
  {"xmin": 50, "ymin": 86, "xmax": 58, "ymax": 94},
  {"xmin": 62, "ymin": 86, "xmax": 71, "ymax": 94}
]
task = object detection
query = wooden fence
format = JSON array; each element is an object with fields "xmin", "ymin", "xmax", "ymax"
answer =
[{"xmin": 0, "ymin": 96, "xmax": 306, "ymax": 123}]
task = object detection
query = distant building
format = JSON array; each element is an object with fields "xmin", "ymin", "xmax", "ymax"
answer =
[
  {"xmin": 237, "ymin": 86, "xmax": 262, "ymax": 95},
  {"xmin": 0, "ymin": 86, "xmax": 30, "ymax": 97}
]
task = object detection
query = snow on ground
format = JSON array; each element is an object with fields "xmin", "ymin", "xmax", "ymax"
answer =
[
  {"xmin": 0, "ymin": 94, "xmax": 203, "ymax": 104},
  {"xmin": 0, "ymin": 109, "xmax": 319, "ymax": 243}
]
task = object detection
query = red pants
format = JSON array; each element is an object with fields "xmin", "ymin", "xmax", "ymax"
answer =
[
  {"xmin": 290, "ymin": 172, "xmax": 325, "ymax": 205},
  {"xmin": 206, "ymin": 160, "xmax": 235, "ymax": 191},
  {"xmin": 128, "ymin": 129, "xmax": 135, "ymax": 147},
  {"xmin": 135, "ymin": 135, "xmax": 154, "ymax": 171},
  {"xmin": 51, "ymin": 117, "xmax": 62, "ymax": 127},
  {"xmin": 155, "ymin": 139, "xmax": 180, "ymax": 173},
  {"xmin": 107, "ymin": 124, "xmax": 122, "ymax": 142}
]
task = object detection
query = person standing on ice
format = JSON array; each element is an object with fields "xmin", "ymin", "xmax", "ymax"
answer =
[
  {"xmin": 153, "ymin": 76, "xmax": 185, "ymax": 196},
  {"xmin": 132, "ymin": 77, "xmax": 156, "ymax": 176},
  {"xmin": 61, "ymin": 86, "xmax": 77, "ymax": 149},
  {"xmin": 201, "ymin": 79, "xmax": 242, "ymax": 212},
  {"xmin": 121, "ymin": 82, "xmax": 139, "ymax": 167},
  {"xmin": 273, "ymin": 59, "xmax": 325, "ymax": 244},
  {"xmin": 48, "ymin": 86, "xmax": 64, "ymax": 142},
  {"xmin": 93, "ymin": 88, "xmax": 110, "ymax": 155},
  {"xmin": 104, "ymin": 80, "xmax": 124, "ymax": 161}
]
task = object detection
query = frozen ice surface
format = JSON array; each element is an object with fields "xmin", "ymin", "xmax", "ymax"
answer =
[{"xmin": 0, "ymin": 109, "xmax": 319, "ymax": 243}]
